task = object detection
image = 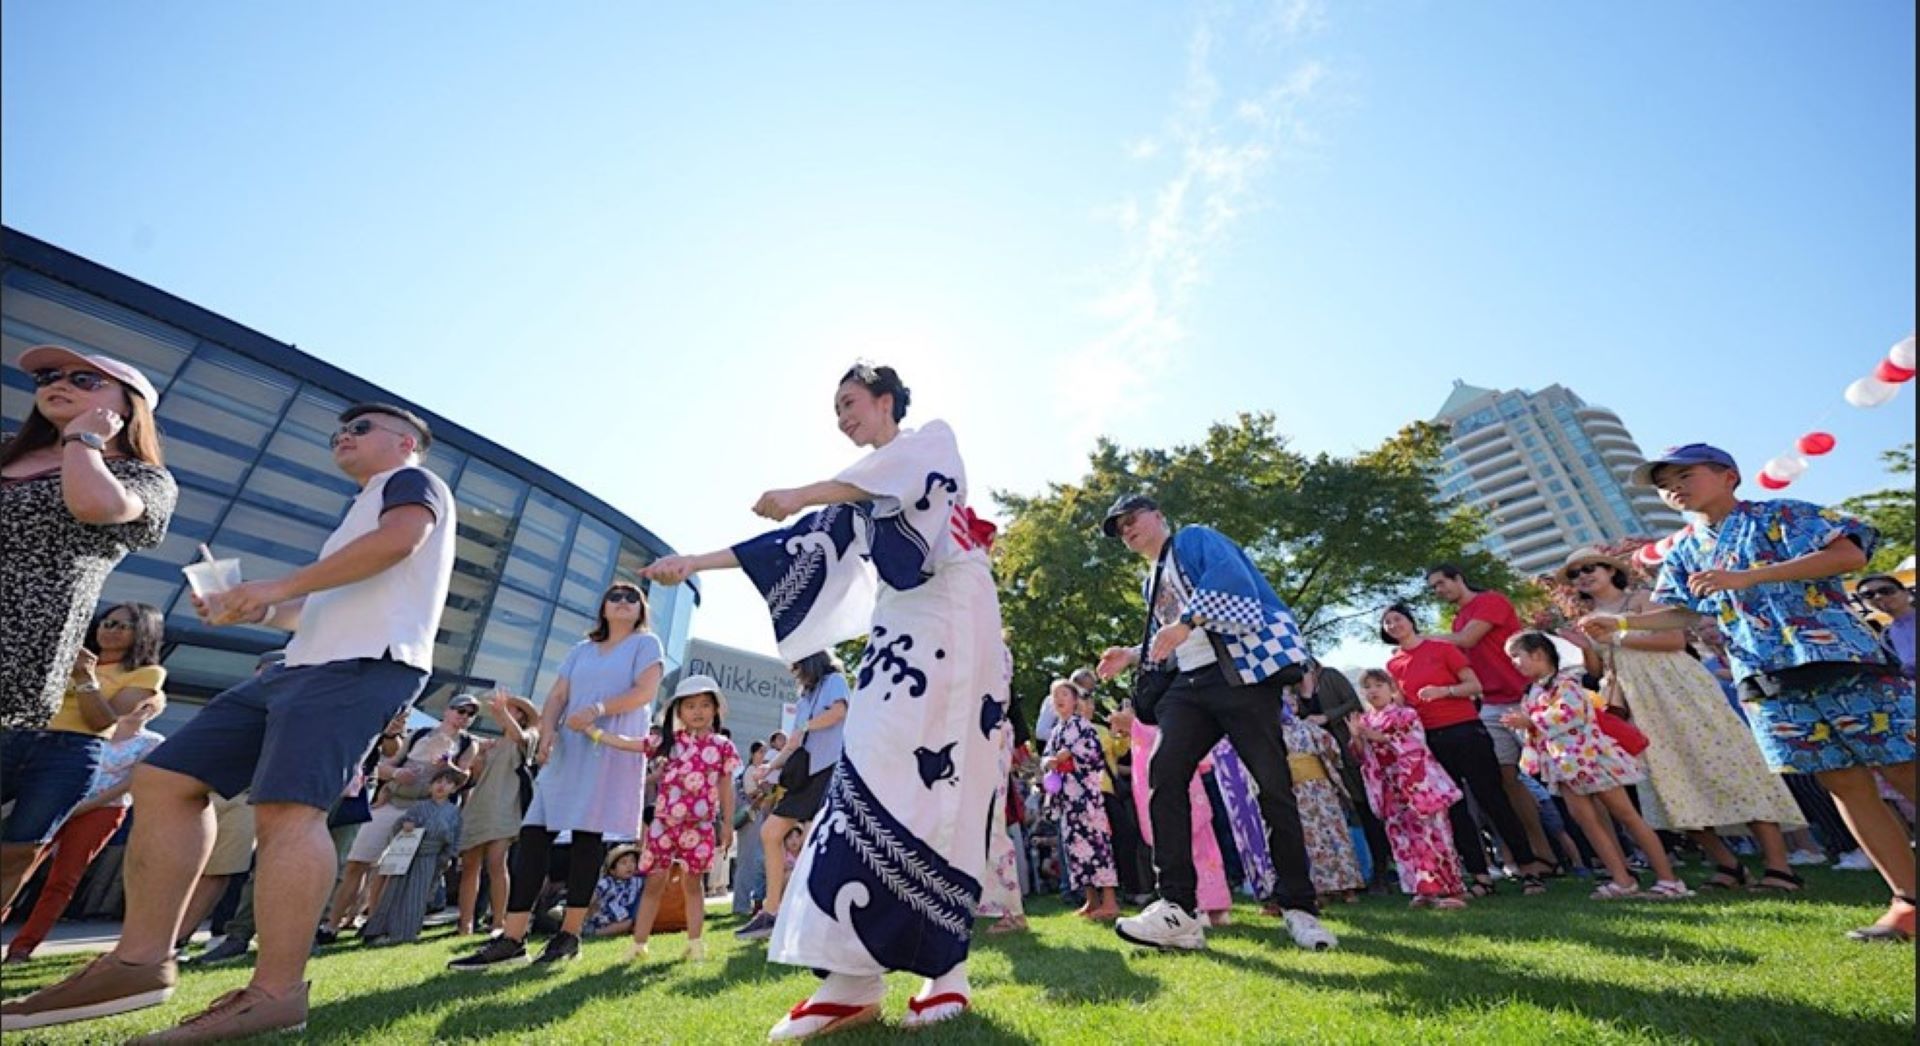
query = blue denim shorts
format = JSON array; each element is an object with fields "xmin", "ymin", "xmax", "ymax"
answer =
[
  {"xmin": 1, "ymin": 730, "xmax": 106, "ymax": 844},
  {"xmin": 144, "ymin": 658, "xmax": 425, "ymax": 811}
]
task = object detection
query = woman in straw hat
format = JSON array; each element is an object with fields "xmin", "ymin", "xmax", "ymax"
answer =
[
  {"xmin": 1556, "ymin": 546, "xmax": 1806, "ymax": 892},
  {"xmin": 456, "ymin": 690, "xmax": 541, "ymax": 936}
]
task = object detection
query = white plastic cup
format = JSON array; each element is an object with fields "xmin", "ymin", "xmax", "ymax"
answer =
[{"xmin": 181, "ymin": 558, "xmax": 243, "ymax": 599}]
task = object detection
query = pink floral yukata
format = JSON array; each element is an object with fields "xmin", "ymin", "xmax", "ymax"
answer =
[
  {"xmin": 1353, "ymin": 704, "xmax": 1465, "ymax": 899},
  {"xmin": 639, "ymin": 730, "xmax": 741, "ymax": 875},
  {"xmin": 1518, "ymin": 673, "xmax": 1644, "ymax": 797}
]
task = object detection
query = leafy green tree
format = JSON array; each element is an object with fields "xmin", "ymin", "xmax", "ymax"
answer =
[
  {"xmin": 990, "ymin": 413, "xmax": 1512, "ymax": 707},
  {"xmin": 1841, "ymin": 441, "xmax": 1916, "ymax": 575}
]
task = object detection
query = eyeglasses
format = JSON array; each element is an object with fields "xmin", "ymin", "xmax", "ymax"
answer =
[
  {"xmin": 328, "ymin": 418, "xmax": 414, "ymax": 448},
  {"xmin": 1568, "ymin": 563, "xmax": 1608, "ymax": 578},
  {"xmin": 605, "ymin": 590, "xmax": 643, "ymax": 604},
  {"xmin": 448, "ymin": 706, "xmax": 478, "ymax": 716},
  {"xmin": 31, "ymin": 368, "xmax": 115, "ymax": 392},
  {"xmin": 1859, "ymin": 587, "xmax": 1903, "ymax": 600},
  {"xmin": 98, "ymin": 619, "xmax": 133, "ymax": 631}
]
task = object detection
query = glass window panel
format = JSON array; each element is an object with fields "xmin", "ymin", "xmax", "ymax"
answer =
[
  {"xmin": 151, "ymin": 347, "xmax": 299, "ymax": 495},
  {"xmin": 468, "ymin": 587, "xmax": 547, "ymax": 696},
  {"xmin": 423, "ymin": 442, "xmax": 467, "ymax": 488},
  {"xmin": 616, "ymin": 539, "xmax": 654, "ymax": 588},
  {"xmin": 503, "ymin": 488, "xmax": 577, "ymax": 599},
  {"xmin": 1, "ymin": 270, "xmax": 194, "ymax": 386},
  {"xmin": 562, "ymin": 519, "xmax": 618, "ymax": 611},
  {"xmin": 161, "ymin": 644, "xmax": 268, "ymax": 698},
  {"xmin": 241, "ymin": 389, "xmax": 357, "ymax": 526},
  {"xmin": 454, "ymin": 460, "xmax": 526, "ymax": 584},
  {"xmin": 531, "ymin": 606, "xmax": 594, "ymax": 701},
  {"xmin": 98, "ymin": 569, "xmax": 183, "ymax": 614}
]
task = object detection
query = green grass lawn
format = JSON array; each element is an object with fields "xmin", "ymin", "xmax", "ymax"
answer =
[{"xmin": 3, "ymin": 868, "xmax": 1913, "ymax": 1044}]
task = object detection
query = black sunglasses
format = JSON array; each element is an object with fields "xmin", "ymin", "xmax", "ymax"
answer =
[
  {"xmin": 1859, "ymin": 587, "xmax": 1902, "ymax": 599},
  {"xmin": 605, "ymin": 589, "xmax": 642, "ymax": 604},
  {"xmin": 1568, "ymin": 563, "xmax": 1608, "ymax": 578},
  {"xmin": 448, "ymin": 705, "xmax": 478, "ymax": 716},
  {"xmin": 328, "ymin": 417, "xmax": 417, "ymax": 448},
  {"xmin": 31, "ymin": 367, "xmax": 115, "ymax": 392},
  {"xmin": 98, "ymin": 618, "xmax": 133, "ymax": 631}
]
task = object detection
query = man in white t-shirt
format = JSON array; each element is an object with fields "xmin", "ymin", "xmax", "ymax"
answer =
[{"xmin": 4, "ymin": 403, "xmax": 456, "ymax": 1041}]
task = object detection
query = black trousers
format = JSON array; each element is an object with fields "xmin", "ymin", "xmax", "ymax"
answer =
[
  {"xmin": 507, "ymin": 827, "xmax": 604, "ymax": 915},
  {"xmin": 1148, "ymin": 665, "xmax": 1318, "ymax": 915},
  {"xmin": 1103, "ymin": 790, "xmax": 1149, "ymax": 898},
  {"xmin": 1424, "ymin": 720, "xmax": 1540, "ymax": 876}
]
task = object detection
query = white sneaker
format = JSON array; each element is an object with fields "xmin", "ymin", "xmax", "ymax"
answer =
[
  {"xmin": 1834, "ymin": 850, "xmax": 1876, "ymax": 871},
  {"xmin": 1788, "ymin": 850, "xmax": 1829, "ymax": 867},
  {"xmin": 1282, "ymin": 909, "xmax": 1338, "ymax": 952},
  {"xmin": 1115, "ymin": 899, "xmax": 1206, "ymax": 951}
]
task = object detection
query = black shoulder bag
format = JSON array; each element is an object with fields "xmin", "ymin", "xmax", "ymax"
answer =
[{"xmin": 1131, "ymin": 539, "xmax": 1178, "ymax": 726}]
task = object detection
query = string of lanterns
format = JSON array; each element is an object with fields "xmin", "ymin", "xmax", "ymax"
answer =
[{"xmin": 1636, "ymin": 332, "xmax": 1913, "ymax": 566}]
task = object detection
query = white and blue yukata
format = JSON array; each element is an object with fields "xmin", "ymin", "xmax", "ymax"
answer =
[{"xmin": 732, "ymin": 420, "xmax": 1010, "ymax": 979}]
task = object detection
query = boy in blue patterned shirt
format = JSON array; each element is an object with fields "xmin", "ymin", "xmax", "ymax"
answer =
[{"xmin": 1580, "ymin": 444, "xmax": 1916, "ymax": 943}]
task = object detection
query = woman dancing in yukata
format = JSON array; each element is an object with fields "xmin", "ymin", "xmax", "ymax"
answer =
[{"xmin": 642, "ymin": 363, "xmax": 1009, "ymax": 1041}]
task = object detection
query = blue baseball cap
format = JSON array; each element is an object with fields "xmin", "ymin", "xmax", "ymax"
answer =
[{"xmin": 1630, "ymin": 444, "xmax": 1739, "ymax": 488}]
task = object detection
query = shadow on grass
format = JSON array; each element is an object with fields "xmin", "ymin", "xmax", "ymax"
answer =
[
  {"xmin": 428, "ymin": 962, "xmax": 673, "ymax": 1041},
  {"xmin": 972, "ymin": 931, "xmax": 1165, "ymax": 1006},
  {"xmin": 1197, "ymin": 930, "xmax": 1903, "ymax": 1043}
]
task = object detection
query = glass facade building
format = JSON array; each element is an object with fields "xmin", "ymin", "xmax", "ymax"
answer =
[
  {"xmin": 2, "ymin": 226, "xmax": 697, "ymax": 722},
  {"xmin": 1433, "ymin": 379, "xmax": 1685, "ymax": 577}
]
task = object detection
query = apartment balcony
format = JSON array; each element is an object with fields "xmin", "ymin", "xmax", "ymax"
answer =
[{"xmin": 1452, "ymin": 423, "xmax": 1507, "ymax": 454}]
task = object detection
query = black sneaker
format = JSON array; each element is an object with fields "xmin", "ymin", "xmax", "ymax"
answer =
[
  {"xmin": 448, "ymin": 935, "xmax": 529, "ymax": 970},
  {"xmin": 313, "ymin": 926, "xmax": 338, "ymax": 948},
  {"xmin": 188, "ymin": 936, "xmax": 251, "ymax": 966},
  {"xmin": 532, "ymin": 931, "xmax": 580, "ymax": 964},
  {"xmin": 733, "ymin": 910, "xmax": 776, "ymax": 940}
]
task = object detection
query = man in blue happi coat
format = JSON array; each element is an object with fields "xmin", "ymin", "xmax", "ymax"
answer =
[{"xmin": 1096, "ymin": 494, "xmax": 1337, "ymax": 954}]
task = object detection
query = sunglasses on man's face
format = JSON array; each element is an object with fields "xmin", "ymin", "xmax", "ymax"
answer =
[
  {"xmin": 328, "ymin": 417, "xmax": 413, "ymax": 448},
  {"xmin": 449, "ymin": 706, "xmax": 478, "ymax": 716},
  {"xmin": 1860, "ymin": 587, "xmax": 1903, "ymax": 600},
  {"xmin": 31, "ymin": 368, "xmax": 115, "ymax": 392},
  {"xmin": 605, "ymin": 590, "xmax": 642, "ymax": 605}
]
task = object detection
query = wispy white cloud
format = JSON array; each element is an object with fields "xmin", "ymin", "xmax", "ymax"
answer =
[{"xmin": 1056, "ymin": 4, "xmax": 1332, "ymax": 453}]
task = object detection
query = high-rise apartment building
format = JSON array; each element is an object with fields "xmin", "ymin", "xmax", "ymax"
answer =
[{"xmin": 1434, "ymin": 380, "xmax": 1685, "ymax": 578}]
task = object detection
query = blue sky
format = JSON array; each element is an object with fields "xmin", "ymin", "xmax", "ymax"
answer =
[{"xmin": 4, "ymin": 2, "xmax": 1914, "ymax": 670}]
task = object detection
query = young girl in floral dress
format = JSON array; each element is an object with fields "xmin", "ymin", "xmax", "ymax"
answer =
[
  {"xmin": 1351, "ymin": 671, "xmax": 1467, "ymax": 909},
  {"xmin": 1044, "ymin": 680, "xmax": 1119, "ymax": 920},
  {"xmin": 590, "ymin": 674, "xmax": 739, "ymax": 958},
  {"xmin": 1501, "ymin": 633, "xmax": 1691, "ymax": 901},
  {"xmin": 1281, "ymin": 694, "xmax": 1366, "ymax": 904}
]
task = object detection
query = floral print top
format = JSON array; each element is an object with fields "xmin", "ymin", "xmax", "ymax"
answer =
[{"xmin": 1, "ymin": 452, "xmax": 176, "ymax": 731}]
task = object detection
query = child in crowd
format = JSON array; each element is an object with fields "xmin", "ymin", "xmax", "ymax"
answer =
[
  {"xmin": 1350, "ymin": 671, "xmax": 1468, "ymax": 909},
  {"xmin": 1043, "ymin": 679, "xmax": 1120, "ymax": 920},
  {"xmin": 590, "ymin": 675, "xmax": 739, "ymax": 961},
  {"xmin": 1503, "ymin": 633, "xmax": 1691, "ymax": 900},
  {"xmin": 583, "ymin": 845, "xmax": 644, "ymax": 937},
  {"xmin": 782, "ymin": 825, "xmax": 804, "ymax": 873},
  {"xmin": 361, "ymin": 768, "xmax": 465, "ymax": 945},
  {"xmin": 1280, "ymin": 695, "xmax": 1367, "ymax": 905}
]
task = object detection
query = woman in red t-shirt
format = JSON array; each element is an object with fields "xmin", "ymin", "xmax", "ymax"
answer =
[{"xmin": 1379, "ymin": 604, "xmax": 1548, "ymax": 897}]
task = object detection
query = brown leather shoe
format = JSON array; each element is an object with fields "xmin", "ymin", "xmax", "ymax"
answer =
[
  {"xmin": 130, "ymin": 982, "xmax": 309, "ymax": 1043},
  {"xmin": 0, "ymin": 953, "xmax": 177, "ymax": 1031}
]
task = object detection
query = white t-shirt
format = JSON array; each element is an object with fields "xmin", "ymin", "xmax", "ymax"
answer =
[
  {"xmin": 1152, "ymin": 555, "xmax": 1218, "ymax": 672},
  {"xmin": 285, "ymin": 465, "xmax": 456, "ymax": 672}
]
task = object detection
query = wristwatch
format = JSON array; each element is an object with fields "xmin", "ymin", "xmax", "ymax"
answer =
[
  {"xmin": 61, "ymin": 432, "xmax": 107, "ymax": 452},
  {"xmin": 1177, "ymin": 611, "xmax": 1199, "ymax": 629}
]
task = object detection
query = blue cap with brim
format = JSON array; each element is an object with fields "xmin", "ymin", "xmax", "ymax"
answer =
[{"xmin": 1630, "ymin": 444, "xmax": 1738, "ymax": 488}]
